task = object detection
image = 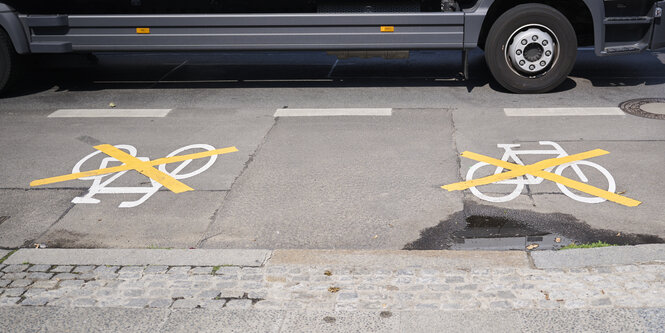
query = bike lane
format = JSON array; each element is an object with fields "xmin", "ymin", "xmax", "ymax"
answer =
[
  {"xmin": 450, "ymin": 105, "xmax": 665, "ymax": 240},
  {"xmin": 0, "ymin": 107, "xmax": 275, "ymax": 248}
]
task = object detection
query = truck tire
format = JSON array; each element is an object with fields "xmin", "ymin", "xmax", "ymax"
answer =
[
  {"xmin": 0, "ymin": 28, "xmax": 20, "ymax": 95},
  {"xmin": 485, "ymin": 4, "xmax": 577, "ymax": 93}
]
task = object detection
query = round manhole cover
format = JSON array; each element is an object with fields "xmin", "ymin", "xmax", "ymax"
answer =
[{"xmin": 619, "ymin": 98, "xmax": 665, "ymax": 120}]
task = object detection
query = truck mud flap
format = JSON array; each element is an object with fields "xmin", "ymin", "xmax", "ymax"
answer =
[{"xmin": 652, "ymin": 1, "xmax": 665, "ymax": 50}]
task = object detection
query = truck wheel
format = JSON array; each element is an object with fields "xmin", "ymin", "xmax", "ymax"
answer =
[
  {"xmin": 0, "ymin": 29, "xmax": 20, "ymax": 95},
  {"xmin": 485, "ymin": 4, "xmax": 577, "ymax": 93}
]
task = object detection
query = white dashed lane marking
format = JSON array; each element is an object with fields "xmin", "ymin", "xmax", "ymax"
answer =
[
  {"xmin": 504, "ymin": 107, "xmax": 624, "ymax": 117},
  {"xmin": 274, "ymin": 108, "xmax": 392, "ymax": 117},
  {"xmin": 48, "ymin": 109, "xmax": 172, "ymax": 118}
]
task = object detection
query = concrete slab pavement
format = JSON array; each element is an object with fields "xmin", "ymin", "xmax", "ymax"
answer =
[
  {"xmin": 2, "ymin": 307, "xmax": 664, "ymax": 333},
  {"xmin": 36, "ymin": 191, "xmax": 227, "ymax": 248},
  {"xmin": 201, "ymin": 109, "xmax": 464, "ymax": 249},
  {"xmin": 450, "ymin": 105, "xmax": 665, "ymax": 240},
  {"xmin": 0, "ymin": 190, "xmax": 81, "ymax": 248}
]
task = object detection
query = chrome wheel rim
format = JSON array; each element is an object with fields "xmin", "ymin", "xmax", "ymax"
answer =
[{"xmin": 506, "ymin": 24, "xmax": 558, "ymax": 77}]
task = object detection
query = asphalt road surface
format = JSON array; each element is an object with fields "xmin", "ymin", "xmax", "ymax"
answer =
[{"xmin": 0, "ymin": 49, "xmax": 664, "ymax": 250}]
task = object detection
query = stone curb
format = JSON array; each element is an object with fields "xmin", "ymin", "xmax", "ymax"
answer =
[
  {"xmin": 2, "ymin": 245, "xmax": 665, "ymax": 268},
  {"xmin": 531, "ymin": 244, "xmax": 665, "ymax": 269},
  {"xmin": 3, "ymin": 249, "xmax": 271, "ymax": 267},
  {"xmin": 269, "ymin": 249, "xmax": 530, "ymax": 269}
]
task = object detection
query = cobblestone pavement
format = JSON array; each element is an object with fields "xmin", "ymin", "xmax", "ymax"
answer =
[{"xmin": 1, "ymin": 261, "xmax": 664, "ymax": 311}]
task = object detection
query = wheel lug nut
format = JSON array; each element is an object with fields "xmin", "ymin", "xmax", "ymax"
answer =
[
  {"xmin": 529, "ymin": 64, "xmax": 535, "ymax": 70},
  {"xmin": 540, "ymin": 61, "xmax": 546, "ymax": 66},
  {"xmin": 545, "ymin": 51, "xmax": 552, "ymax": 56},
  {"xmin": 519, "ymin": 60, "xmax": 525, "ymax": 66},
  {"xmin": 521, "ymin": 39, "xmax": 527, "ymax": 45},
  {"xmin": 542, "ymin": 40, "xmax": 548, "ymax": 46},
  {"xmin": 516, "ymin": 49, "xmax": 522, "ymax": 55},
  {"xmin": 532, "ymin": 35, "xmax": 538, "ymax": 41}
]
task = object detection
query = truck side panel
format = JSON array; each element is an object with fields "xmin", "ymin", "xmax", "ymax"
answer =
[{"xmin": 24, "ymin": 13, "xmax": 465, "ymax": 52}]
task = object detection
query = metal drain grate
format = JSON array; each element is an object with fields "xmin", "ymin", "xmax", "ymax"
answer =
[{"xmin": 619, "ymin": 98, "xmax": 665, "ymax": 120}]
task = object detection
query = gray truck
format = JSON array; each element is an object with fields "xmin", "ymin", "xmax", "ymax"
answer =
[{"xmin": 0, "ymin": 0, "xmax": 663, "ymax": 94}]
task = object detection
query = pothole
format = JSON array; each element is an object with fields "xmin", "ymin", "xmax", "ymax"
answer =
[
  {"xmin": 619, "ymin": 98, "xmax": 665, "ymax": 120},
  {"xmin": 403, "ymin": 201, "xmax": 664, "ymax": 251}
]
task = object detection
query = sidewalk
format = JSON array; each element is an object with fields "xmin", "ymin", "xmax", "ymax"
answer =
[{"xmin": 1, "ymin": 246, "xmax": 664, "ymax": 332}]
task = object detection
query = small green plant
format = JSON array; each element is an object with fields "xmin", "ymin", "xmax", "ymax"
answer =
[
  {"xmin": 211, "ymin": 266, "xmax": 221, "ymax": 274},
  {"xmin": 560, "ymin": 241, "xmax": 615, "ymax": 250},
  {"xmin": 0, "ymin": 250, "xmax": 17, "ymax": 264}
]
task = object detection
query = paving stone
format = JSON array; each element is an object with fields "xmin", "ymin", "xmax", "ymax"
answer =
[
  {"xmin": 167, "ymin": 266, "xmax": 191, "ymax": 275},
  {"xmin": 27, "ymin": 265, "xmax": 52, "ymax": 272},
  {"xmin": 50, "ymin": 265, "xmax": 74, "ymax": 273},
  {"xmin": 3, "ymin": 273, "xmax": 27, "ymax": 280},
  {"xmin": 216, "ymin": 267, "xmax": 240, "ymax": 276},
  {"xmin": 415, "ymin": 303, "xmax": 439, "ymax": 310},
  {"xmin": 73, "ymin": 266, "xmax": 95, "ymax": 273},
  {"xmin": 445, "ymin": 276, "xmax": 465, "ymax": 283},
  {"xmin": 3, "ymin": 288, "xmax": 26, "ymax": 297},
  {"xmin": 23, "ymin": 289, "xmax": 47, "ymax": 297},
  {"xmin": 144, "ymin": 265, "xmax": 169, "ymax": 274},
  {"xmin": 123, "ymin": 289, "xmax": 144, "ymax": 297},
  {"xmin": 27, "ymin": 273, "xmax": 54, "ymax": 280},
  {"xmin": 219, "ymin": 290, "xmax": 244, "ymax": 298},
  {"xmin": 224, "ymin": 299, "xmax": 252, "ymax": 309},
  {"xmin": 20, "ymin": 297, "xmax": 49, "ymax": 306},
  {"xmin": 0, "ymin": 279, "xmax": 9, "ymax": 288},
  {"xmin": 3, "ymin": 265, "xmax": 28, "ymax": 273},
  {"xmin": 148, "ymin": 289, "xmax": 171, "ymax": 298},
  {"xmin": 9, "ymin": 279, "xmax": 32, "ymax": 288},
  {"xmin": 197, "ymin": 289, "xmax": 220, "ymax": 298},
  {"xmin": 0, "ymin": 297, "xmax": 20, "ymax": 306},
  {"xmin": 148, "ymin": 299, "xmax": 172, "ymax": 308},
  {"xmin": 490, "ymin": 301, "xmax": 513, "ymax": 309},
  {"xmin": 59, "ymin": 280, "xmax": 84, "ymax": 288},
  {"xmin": 124, "ymin": 298, "xmax": 151, "ymax": 308},
  {"xmin": 190, "ymin": 267, "xmax": 213, "ymax": 275},
  {"xmin": 53, "ymin": 273, "xmax": 78, "ymax": 280},
  {"xmin": 94, "ymin": 266, "xmax": 120, "ymax": 274}
]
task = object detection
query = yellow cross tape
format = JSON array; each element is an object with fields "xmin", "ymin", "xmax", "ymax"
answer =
[
  {"xmin": 442, "ymin": 149, "xmax": 641, "ymax": 207},
  {"xmin": 30, "ymin": 144, "xmax": 239, "ymax": 193}
]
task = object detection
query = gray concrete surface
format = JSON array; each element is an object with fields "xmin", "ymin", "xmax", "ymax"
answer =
[
  {"xmin": 0, "ymin": 250, "xmax": 9, "ymax": 259},
  {"xmin": 1, "ymin": 306, "xmax": 664, "ymax": 332},
  {"xmin": 0, "ymin": 307, "xmax": 169, "ymax": 332},
  {"xmin": 201, "ymin": 109, "xmax": 463, "ymax": 249},
  {"xmin": 0, "ymin": 49, "xmax": 664, "ymax": 250},
  {"xmin": 532, "ymin": 244, "xmax": 665, "ymax": 269},
  {"xmin": 4, "ymin": 249, "xmax": 271, "ymax": 266}
]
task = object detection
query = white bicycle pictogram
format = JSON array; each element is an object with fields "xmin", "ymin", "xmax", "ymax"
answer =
[
  {"xmin": 72, "ymin": 144, "xmax": 218, "ymax": 208},
  {"xmin": 466, "ymin": 141, "xmax": 616, "ymax": 203}
]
